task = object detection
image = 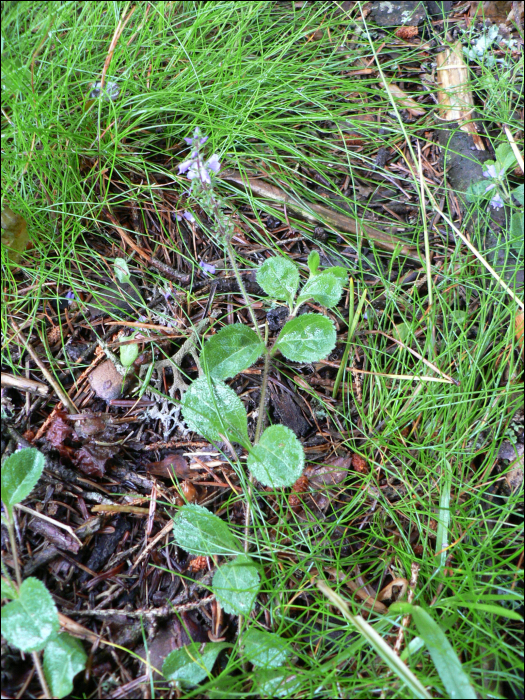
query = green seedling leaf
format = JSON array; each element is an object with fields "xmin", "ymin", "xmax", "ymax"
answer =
[
  {"xmin": 465, "ymin": 179, "xmax": 489, "ymax": 203},
  {"xmin": 256, "ymin": 257, "xmax": 299, "ymax": 306},
  {"xmin": 172, "ymin": 504, "xmax": 242, "ymax": 556},
  {"xmin": 120, "ymin": 334, "xmax": 139, "ymax": 368},
  {"xmin": 243, "ymin": 629, "xmax": 290, "ymax": 669},
  {"xmin": 162, "ymin": 642, "xmax": 228, "ymax": 686},
  {"xmin": 182, "ymin": 376, "xmax": 249, "ymax": 446},
  {"xmin": 1, "ymin": 576, "xmax": 18, "ymax": 600},
  {"xmin": 43, "ymin": 633, "xmax": 87, "ymax": 699},
  {"xmin": 202, "ymin": 324, "xmax": 264, "ymax": 380},
  {"xmin": 248, "ymin": 425, "xmax": 304, "ymax": 487},
  {"xmin": 307, "ymin": 250, "xmax": 320, "ymax": 274},
  {"xmin": 114, "ymin": 257, "xmax": 131, "ymax": 284},
  {"xmin": 390, "ymin": 603, "xmax": 476, "ymax": 699},
  {"xmin": 512, "ymin": 183, "xmax": 524, "ymax": 205},
  {"xmin": 296, "ymin": 272, "xmax": 345, "ymax": 309},
  {"xmin": 1, "ymin": 577, "xmax": 59, "ymax": 652},
  {"xmin": 511, "ymin": 211, "xmax": 523, "ymax": 240},
  {"xmin": 495, "ymin": 142, "xmax": 518, "ymax": 173},
  {"xmin": 325, "ymin": 265, "xmax": 348, "ymax": 281},
  {"xmin": 212, "ymin": 554, "xmax": 260, "ymax": 615},
  {"xmin": 1, "ymin": 447, "xmax": 45, "ymax": 517},
  {"xmin": 276, "ymin": 314, "xmax": 336, "ymax": 363},
  {"xmin": 256, "ymin": 668, "xmax": 302, "ymax": 698}
]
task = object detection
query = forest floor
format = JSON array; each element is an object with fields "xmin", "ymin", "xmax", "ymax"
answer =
[{"xmin": 1, "ymin": 1, "xmax": 524, "ymax": 698}]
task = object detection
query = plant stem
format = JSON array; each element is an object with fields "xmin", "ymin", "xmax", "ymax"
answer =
[
  {"xmin": 6, "ymin": 513, "xmax": 22, "ymax": 587},
  {"xmin": 32, "ymin": 652, "xmax": 51, "ymax": 699},
  {"xmin": 225, "ymin": 238, "xmax": 261, "ymax": 338},
  {"xmin": 254, "ymin": 343, "xmax": 270, "ymax": 444},
  {"xmin": 6, "ymin": 513, "xmax": 51, "ymax": 698}
]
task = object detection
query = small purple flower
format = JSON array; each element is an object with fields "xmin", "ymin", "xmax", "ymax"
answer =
[
  {"xmin": 178, "ymin": 159, "xmax": 193, "ymax": 175},
  {"xmin": 199, "ymin": 260, "xmax": 216, "ymax": 276},
  {"xmin": 483, "ymin": 163, "xmax": 498, "ymax": 179},
  {"xmin": 183, "ymin": 211, "xmax": 195, "ymax": 223},
  {"xmin": 206, "ymin": 154, "xmax": 221, "ymax": 174},
  {"xmin": 65, "ymin": 290, "xmax": 76, "ymax": 301},
  {"xmin": 484, "ymin": 182, "xmax": 496, "ymax": 193},
  {"xmin": 490, "ymin": 192, "xmax": 504, "ymax": 209}
]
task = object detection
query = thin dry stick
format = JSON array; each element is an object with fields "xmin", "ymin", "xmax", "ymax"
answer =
[
  {"xmin": 15, "ymin": 503, "xmax": 82, "ymax": 547},
  {"xmin": 369, "ymin": 330, "xmax": 458, "ymax": 384},
  {"xmin": 9, "ymin": 320, "xmax": 78, "ymax": 413},
  {"xmin": 99, "ymin": 4, "xmax": 136, "ymax": 90},
  {"xmin": 394, "ymin": 562, "xmax": 420, "ymax": 655}
]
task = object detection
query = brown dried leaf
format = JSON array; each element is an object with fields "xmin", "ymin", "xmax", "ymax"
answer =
[
  {"xmin": 46, "ymin": 414, "xmax": 76, "ymax": 448},
  {"xmin": 1, "ymin": 208, "xmax": 30, "ymax": 263},
  {"xmin": 305, "ymin": 456, "xmax": 351, "ymax": 490},
  {"xmin": 381, "ymin": 81, "xmax": 425, "ymax": 116},
  {"xmin": 146, "ymin": 453, "xmax": 191, "ymax": 480},
  {"xmin": 516, "ymin": 312, "xmax": 524, "ymax": 350},
  {"xmin": 352, "ymin": 453, "xmax": 369, "ymax": 474},
  {"xmin": 395, "ymin": 25, "xmax": 419, "ymax": 40},
  {"xmin": 74, "ymin": 443, "xmax": 114, "ymax": 477}
]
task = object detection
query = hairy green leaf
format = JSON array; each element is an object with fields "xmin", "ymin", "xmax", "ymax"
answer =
[
  {"xmin": 1, "ymin": 576, "xmax": 18, "ymax": 600},
  {"xmin": 120, "ymin": 335, "xmax": 139, "ymax": 368},
  {"xmin": 172, "ymin": 504, "xmax": 242, "ymax": 556},
  {"xmin": 212, "ymin": 554, "xmax": 260, "ymax": 615},
  {"xmin": 1, "ymin": 577, "xmax": 59, "ymax": 652},
  {"xmin": 1, "ymin": 448, "xmax": 45, "ymax": 516},
  {"xmin": 182, "ymin": 376, "xmax": 249, "ymax": 446},
  {"xmin": 276, "ymin": 314, "xmax": 336, "ymax": 363},
  {"xmin": 202, "ymin": 324, "xmax": 264, "ymax": 379},
  {"xmin": 390, "ymin": 603, "xmax": 476, "ymax": 699},
  {"xmin": 243, "ymin": 629, "xmax": 290, "ymax": 669},
  {"xmin": 256, "ymin": 257, "xmax": 299, "ymax": 305},
  {"xmin": 512, "ymin": 183, "xmax": 524, "ymax": 205},
  {"xmin": 495, "ymin": 142, "xmax": 517, "ymax": 173},
  {"xmin": 307, "ymin": 250, "xmax": 320, "ymax": 274},
  {"xmin": 247, "ymin": 425, "xmax": 304, "ymax": 487},
  {"xmin": 43, "ymin": 633, "xmax": 87, "ymax": 699},
  {"xmin": 114, "ymin": 257, "xmax": 131, "ymax": 283},
  {"xmin": 162, "ymin": 642, "xmax": 229, "ymax": 686},
  {"xmin": 256, "ymin": 668, "xmax": 302, "ymax": 698},
  {"xmin": 296, "ymin": 272, "xmax": 345, "ymax": 308}
]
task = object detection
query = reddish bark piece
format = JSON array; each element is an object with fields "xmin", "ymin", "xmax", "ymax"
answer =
[
  {"xmin": 352, "ymin": 453, "xmax": 369, "ymax": 474},
  {"xmin": 395, "ymin": 25, "xmax": 418, "ymax": 39}
]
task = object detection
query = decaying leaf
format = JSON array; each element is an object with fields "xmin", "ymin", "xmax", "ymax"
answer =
[
  {"xmin": 381, "ymin": 81, "xmax": 425, "ymax": 116},
  {"xmin": 1, "ymin": 207, "xmax": 30, "ymax": 263},
  {"xmin": 146, "ymin": 453, "xmax": 192, "ymax": 480}
]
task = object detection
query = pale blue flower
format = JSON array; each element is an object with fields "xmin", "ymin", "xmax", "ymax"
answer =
[
  {"xmin": 199, "ymin": 260, "xmax": 216, "ymax": 276},
  {"xmin": 489, "ymin": 192, "xmax": 504, "ymax": 209},
  {"xmin": 483, "ymin": 163, "xmax": 498, "ymax": 179},
  {"xmin": 206, "ymin": 154, "xmax": 221, "ymax": 174}
]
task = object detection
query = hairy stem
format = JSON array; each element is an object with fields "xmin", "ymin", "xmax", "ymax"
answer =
[
  {"xmin": 6, "ymin": 514, "xmax": 22, "ymax": 587},
  {"xmin": 254, "ymin": 339, "xmax": 270, "ymax": 444},
  {"xmin": 225, "ymin": 239, "xmax": 261, "ymax": 338}
]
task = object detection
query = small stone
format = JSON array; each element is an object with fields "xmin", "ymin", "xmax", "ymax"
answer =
[{"xmin": 88, "ymin": 360, "xmax": 125, "ymax": 401}]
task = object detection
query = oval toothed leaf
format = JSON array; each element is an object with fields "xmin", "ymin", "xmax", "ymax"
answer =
[
  {"xmin": 202, "ymin": 324, "xmax": 264, "ymax": 379},
  {"xmin": 247, "ymin": 425, "xmax": 304, "ymax": 487},
  {"xmin": 276, "ymin": 314, "xmax": 336, "ymax": 363}
]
